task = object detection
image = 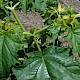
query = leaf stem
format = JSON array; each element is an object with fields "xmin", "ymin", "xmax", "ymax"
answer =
[
  {"xmin": 34, "ymin": 38, "xmax": 41, "ymax": 52},
  {"xmin": 11, "ymin": 9, "xmax": 26, "ymax": 32},
  {"xmin": 34, "ymin": 26, "xmax": 48, "ymax": 34},
  {"xmin": 5, "ymin": 2, "xmax": 26, "ymax": 32}
]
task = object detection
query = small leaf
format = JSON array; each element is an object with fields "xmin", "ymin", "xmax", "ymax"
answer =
[
  {"xmin": 58, "ymin": 3, "xmax": 62, "ymax": 13},
  {"xmin": 18, "ymin": 58, "xmax": 24, "ymax": 61},
  {"xmin": 62, "ymin": 15, "xmax": 70, "ymax": 20},
  {"xmin": 48, "ymin": 22, "xmax": 60, "ymax": 43}
]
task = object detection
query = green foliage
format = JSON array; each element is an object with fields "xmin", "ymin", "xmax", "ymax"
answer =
[
  {"xmin": 0, "ymin": 0, "xmax": 3, "ymax": 3},
  {"xmin": 6, "ymin": 77, "xmax": 11, "ymax": 80},
  {"xmin": 1, "ymin": 1, "xmax": 80, "ymax": 80},
  {"xmin": 64, "ymin": 29, "xmax": 80, "ymax": 54},
  {"xmin": 19, "ymin": 0, "xmax": 58, "ymax": 14},
  {"xmin": 19, "ymin": 0, "xmax": 33, "ymax": 14},
  {"xmin": 0, "ymin": 20, "xmax": 27, "ymax": 79},
  {"xmin": 32, "ymin": 0, "xmax": 47, "ymax": 12},
  {"xmin": 32, "ymin": 0, "xmax": 58, "ymax": 12},
  {"xmin": 48, "ymin": 22, "xmax": 60, "ymax": 43},
  {"xmin": 13, "ymin": 46, "xmax": 80, "ymax": 80},
  {"xmin": 0, "ymin": 0, "xmax": 9, "ymax": 19},
  {"xmin": 45, "ymin": 3, "xmax": 80, "ymax": 55}
]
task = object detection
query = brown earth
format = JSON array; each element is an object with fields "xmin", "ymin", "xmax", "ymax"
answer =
[{"xmin": 59, "ymin": 0, "xmax": 80, "ymax": 12}]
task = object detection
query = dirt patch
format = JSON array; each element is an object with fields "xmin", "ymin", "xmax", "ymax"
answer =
[{"xmin": 59, "ymin": 0, "xmax": 80, "ymax": 12}]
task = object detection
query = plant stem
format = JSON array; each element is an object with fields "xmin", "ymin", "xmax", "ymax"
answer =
[
  {"xmin": 5, "ymin": 2, "xmax": 26, "ymax": 32},
  {"xmin": 11, "ymin": 9, "xmax": 26, "ymax": 32},
  {"xmin": 34, "ymin": 38, "xmax": 41, "ymax": 52},
  {"xmin": 34, "ymin": 26, "xmax": 48, "ymax": 34}
]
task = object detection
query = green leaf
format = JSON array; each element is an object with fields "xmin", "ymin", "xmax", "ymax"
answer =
[
  {"xmin": 64, "ymin": 29, "xmax": 80, "ymax": 54},
  {"xmin": 0, "ymin": 1, "xmax": 9, "ymax": 18},
  {"xmin": 33, "ymin": 0, "xmax": 47, "ymax": 12},
  {"xmin": 48, "ymin": 22, "xmax": 60, "ymax": 43},
  {"xmin": 19, "ymin": 0, "xmax": 28, "ymax": 14},
  {"xmin": 6, "ymin": 77, "xmax": 11, "ymax": 80},
  {"xmin": 0, "ymin": 0, "xmax": 3, "ymax": 3},
  {"xmin": 13, "ymin": 46, "xmax": 80, "ymax": 80},
  {"xmin": 0, "ymin": 28, "xmax": 27, "ymax": 78}
]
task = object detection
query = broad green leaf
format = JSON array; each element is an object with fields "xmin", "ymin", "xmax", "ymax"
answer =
[
  {"xmin": 13, "ymin": 46, "xmax": 80, "ymax": 80},
  {"xmin": 0, "ymin": 24, "xmax": 27, "ymax": 78}
]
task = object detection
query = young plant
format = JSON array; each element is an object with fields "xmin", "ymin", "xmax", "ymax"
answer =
[{"xmin": 0, "ymin": 2, "xmax": 80, "ymax": 80}]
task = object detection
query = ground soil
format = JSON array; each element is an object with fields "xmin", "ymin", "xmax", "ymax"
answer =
[{"xmin": 60, "ymin": 0, "xmax": 80, "ymax": 12}]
